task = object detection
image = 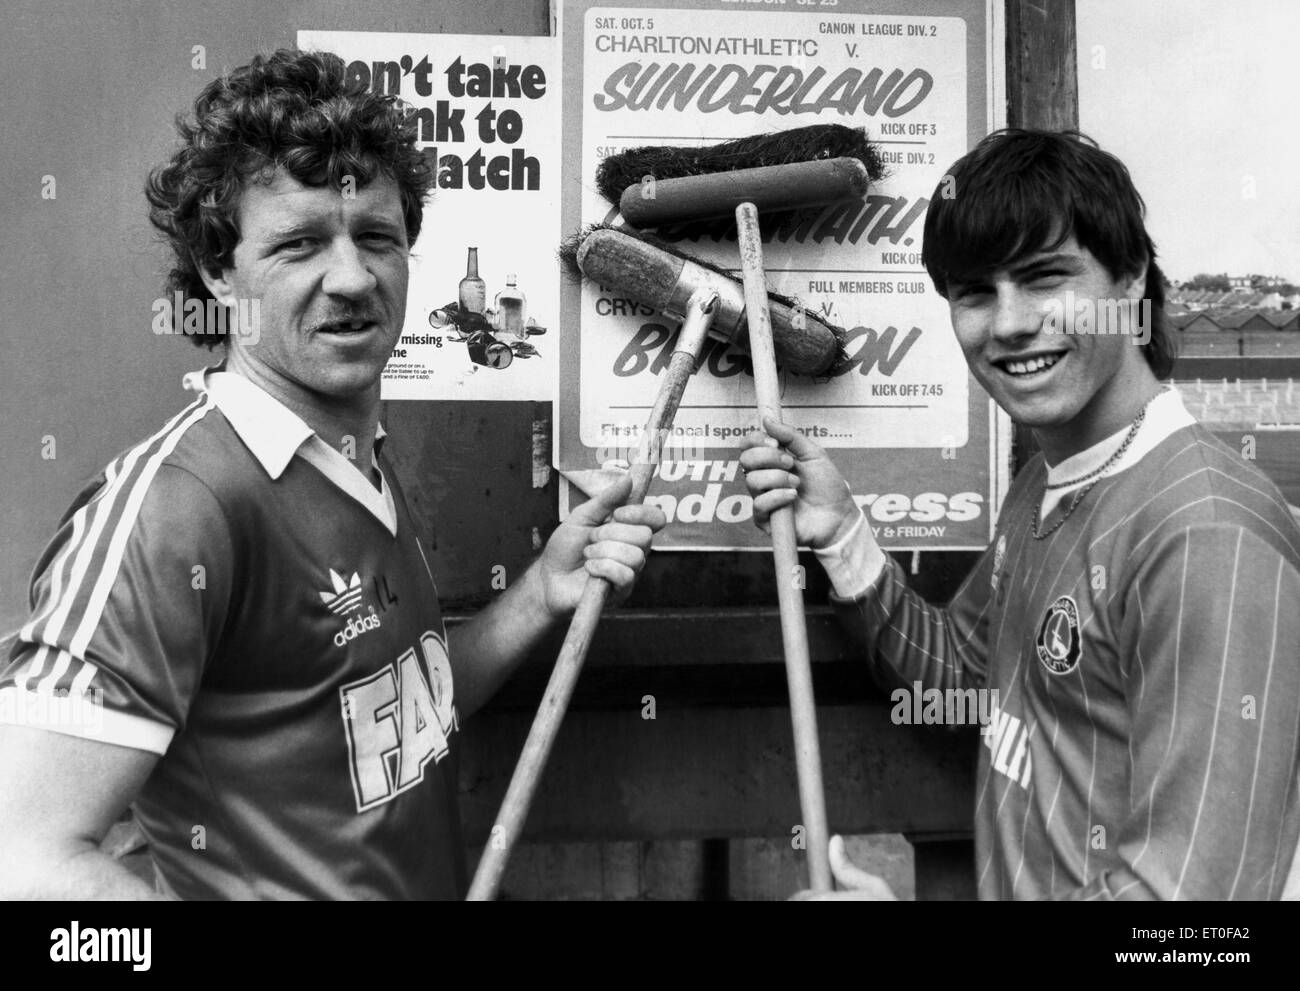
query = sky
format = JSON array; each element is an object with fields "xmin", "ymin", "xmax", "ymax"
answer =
[{"xmin": 1076, "ymin": 0, "xmax": 1300, "ymax": 283}]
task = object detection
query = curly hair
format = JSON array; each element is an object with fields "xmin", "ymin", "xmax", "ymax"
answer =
[
  {"xmin": 146, "ymin": 48, "xmax": 435, "ymax": 348},
  {"xmin": 923, "ymin": 129, "xmax": 1176, "ymax": 380}
]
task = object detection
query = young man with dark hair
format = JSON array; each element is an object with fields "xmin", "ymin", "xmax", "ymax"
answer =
[
  {"xmin": 744, "ymin": 129, "xmax": 1300, "ymax": 899},
  {"xmin": 0, "ymin": 49, "xmax": 665, "ymax": 900}
]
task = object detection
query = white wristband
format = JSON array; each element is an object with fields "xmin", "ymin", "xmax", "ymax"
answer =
[{"xmin": 814, "ymin": 509, "xmax": 887, "ymax": 600}]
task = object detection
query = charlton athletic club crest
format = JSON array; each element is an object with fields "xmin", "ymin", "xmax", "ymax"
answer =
[{"xmin": 1036, "ymin": 595, "xmax": 1082, "ymax": 675}]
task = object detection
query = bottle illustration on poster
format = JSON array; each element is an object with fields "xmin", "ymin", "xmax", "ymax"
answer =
[{"xmin": 428, "ymin": 246, "xmax": 547, "ymax": 370}]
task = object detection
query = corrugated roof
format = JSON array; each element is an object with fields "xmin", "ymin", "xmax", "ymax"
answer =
[
  {"xmin": 1215, "ymin": 310, "xmax": 1263, "ymax": 329},
  {"xmin": 1264, "ymin": 309, "xmax": 1300, "ymax": 329},
  {"xmin": 1172, "ymin": 307, "xmax": 1300, "ymax": 332}
]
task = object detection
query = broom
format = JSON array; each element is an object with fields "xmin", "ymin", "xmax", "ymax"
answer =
[
  {"xmin": 595, "ymin": 124, "xmax": 885, "ymax": 893},
  {"xmin": 466, "ymin": 220, "xmax": 853, "ymax": 900}
]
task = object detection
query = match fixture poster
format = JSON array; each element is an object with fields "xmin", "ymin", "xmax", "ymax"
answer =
[
  {"xmin": 555, "ymin": 0, "xmax": 1011, "ymax": 550},
  {"xmin": 300, "ymin": 30, "xmax": 560, "ymax": 401}
]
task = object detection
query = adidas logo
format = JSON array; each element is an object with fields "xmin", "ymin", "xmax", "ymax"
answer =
[
  {"xmin": 320, "ymin": 569, "xmax": 364, "ymax": 615},
  {"xmin": 334, "ymin": 607, "xmax": 382, "ymax": 648},
  {"xmin": 320, "ymin": 568, "xmax": 384, "ymax": 648}
]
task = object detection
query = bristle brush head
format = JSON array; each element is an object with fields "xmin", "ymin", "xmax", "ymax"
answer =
[
  {"xmin": 594, "ymin": 123, "xmax": 887, "ymax": 206},
  {"xmin": 557, "ymin": 224, "xmax": 849, "ymax": 377}
]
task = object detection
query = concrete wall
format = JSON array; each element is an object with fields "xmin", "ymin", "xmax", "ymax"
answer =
[
  {"xmin": 1178, "ymin": 330, "xmax": 1239, "ymax": 357},
  {"xmin": 1175, "ymin": 329, "xmax": 1300, "ymax": 360},
  {"xmin": 1244, "ymin": 331, "xmax": 1300, "ymax": 358}
]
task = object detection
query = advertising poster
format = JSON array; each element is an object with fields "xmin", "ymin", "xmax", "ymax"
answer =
[
  {"xmin": 300, "ymin": 30, "xmax": 560, "ymax": 401},
  {"xmin": 555, "ymin": 0, "xmax": 1010, "ymax": 549}
]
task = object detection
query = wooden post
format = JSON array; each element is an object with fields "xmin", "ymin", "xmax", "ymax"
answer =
[{"xmin": 1005, "ymin": 0, "xmax": 1079, "ymax": 131}]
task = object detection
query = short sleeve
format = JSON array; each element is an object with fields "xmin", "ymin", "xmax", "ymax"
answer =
[{"xmin": 0, "ymin": 464, "xmax": 234, "ymax": 754}]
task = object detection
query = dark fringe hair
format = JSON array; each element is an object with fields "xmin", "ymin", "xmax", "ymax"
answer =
[
  {"xmin": 145, "ymin": 48, "xmax": 434, "ymax": 348},
  {"xmin": 922, "ymin": 129, "xmax": 1175, "ymax": 379}
]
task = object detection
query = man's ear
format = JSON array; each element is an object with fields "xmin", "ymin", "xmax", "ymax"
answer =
[
  {"xmin": 1123, "ymin": 259, "xmax": 1149, "ymax": 300},
  {"xmin": 195, "ymin": 255, "xmax": 236, "ymax": 306}
]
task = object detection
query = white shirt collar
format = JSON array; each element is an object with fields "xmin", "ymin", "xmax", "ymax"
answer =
[
  {"xmin": 183, "ymin": 367, "xmax": 310, "ymax": 479},
  {"xmin": 182, "ymin": 366, "xmax": 397, "ymax": 535},
  {"xmin": 1040, "ymin": 387, "xmax": 1195, "ymax": 518}
]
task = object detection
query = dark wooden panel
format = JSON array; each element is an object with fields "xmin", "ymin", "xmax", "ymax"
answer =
[
  {"xmin": 381, "ymin": 400, "xmax": 559, "ymax": 605},
  {"xmin": 912, "ymin": 838, "xmax": 978, "ymax": 900},
  {"xmin": 457, "ymin": 702, "xmax": 978, "ymax": 844},
  {"xmin": 446, "ymin": 602, "xmax": 987, "ymax": 713}
]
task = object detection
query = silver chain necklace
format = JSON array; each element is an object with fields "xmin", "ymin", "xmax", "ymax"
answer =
[{"xmin": 1031, "ymin": 391, "xmax": 1162, "ymax": 540}]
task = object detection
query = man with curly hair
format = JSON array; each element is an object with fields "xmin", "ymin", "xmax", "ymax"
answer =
[{"xmin": 0, "ymin": 49, "xmax": 664, "ymax": 900}]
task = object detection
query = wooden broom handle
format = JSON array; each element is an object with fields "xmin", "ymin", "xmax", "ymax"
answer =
[
  {"xmin": 735, "ymin": 202, "xmax": 833, "ymax": 893},
  {"xmin": 467, "ymin": 289, "xmax": 719, "ymax": 901}
]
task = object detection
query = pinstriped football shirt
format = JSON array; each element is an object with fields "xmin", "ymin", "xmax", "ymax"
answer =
[
  {"xmin": 0, "ymin": 369, "xmax": 466, "ymax": 899},
  {"xmin": 830, "ymin": 391, "xmax": 1300, "ymax": 899}
]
